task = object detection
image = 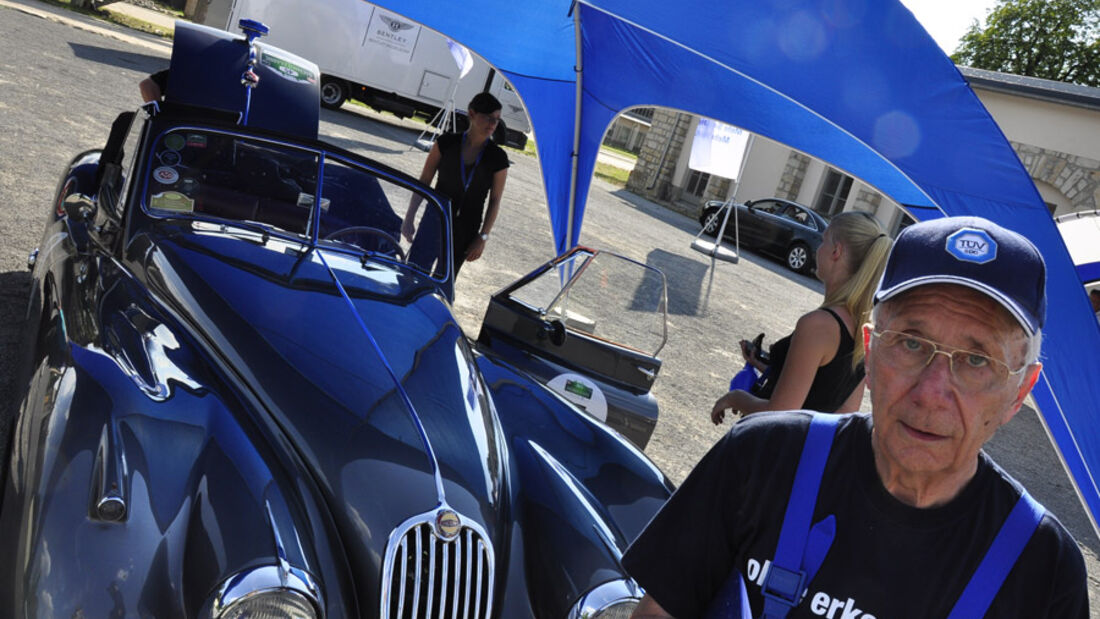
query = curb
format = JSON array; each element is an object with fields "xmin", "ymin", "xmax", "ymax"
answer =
[{"xmin": 0, "ymin": 0, "xmax": 171, "ymax": 54}]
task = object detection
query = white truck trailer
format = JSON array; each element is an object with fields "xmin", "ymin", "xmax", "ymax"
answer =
[{"xmin": 198, "ymin": 0, "xmax": 530, "ymax": 148}]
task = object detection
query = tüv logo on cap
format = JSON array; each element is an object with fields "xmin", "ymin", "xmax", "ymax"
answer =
[{"xmin": 946, "ymin": 228, "xmax": 997, "ymax": 264}]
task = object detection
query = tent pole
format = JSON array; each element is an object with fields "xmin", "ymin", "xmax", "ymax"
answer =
[{"xmin": 565, "ymin": 3, "xmax": 583, "ymax": 254}]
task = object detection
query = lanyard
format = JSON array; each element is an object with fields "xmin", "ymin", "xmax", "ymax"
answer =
[{"xmin": 460, "ymin": 132, "xmax": 489, "ymax": 194}]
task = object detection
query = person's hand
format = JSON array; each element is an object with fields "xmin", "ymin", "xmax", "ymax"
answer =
[
  {"xmin": 401, "ymin": 218, "xmax": 416, "ymax": 243},
  {"xmin": 141, "ymin": 99, "xmax": 160, "ymax": 117},
  {"xmin": 740, "ymin": 338, "xmax": 768, "ymax": 372},
  {"xmin": 465, "ymin": 236, "xmax": 486, "ymax": 261},
  {"xmin": 711, "ymin": 390, "xmax": 740, "ymax": 425},
  {"xmin": 739, "ymin": 339, "xmax": 754, "ymax": 362}
]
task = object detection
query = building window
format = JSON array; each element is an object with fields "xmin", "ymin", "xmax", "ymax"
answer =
[
  {"xmin": 893, "ymin": 212, "xmax": 915, "ymax": 236},
  {"xmin": 814, "ymin": 169, "xmax": 853, "ymax": 217},
  {"xmin": 685, "ymin": 170, "xmax": 711, "ymax": 197}
]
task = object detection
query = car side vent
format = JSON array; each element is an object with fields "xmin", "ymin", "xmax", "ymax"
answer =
[{"xmin": 381, "ymin": 509, "xmax": 494, "ymax": 619}]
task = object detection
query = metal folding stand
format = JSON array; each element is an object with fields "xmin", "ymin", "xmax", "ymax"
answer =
[
  {"xmin": 691, "ymin": 198, "xmax": 740, "ymax": 263},
  {"xmin": 413, "ymin": 79, "xmax": 463, "ymax": 152}
]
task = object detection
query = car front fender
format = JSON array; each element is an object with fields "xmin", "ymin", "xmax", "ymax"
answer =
[
  {"xmin": 0, "ymin": 334, "xmax": 348, "ymax": 618},
  {"xmin": 476, "ymin": 351, "xmax": 673, "ymax": 616}
]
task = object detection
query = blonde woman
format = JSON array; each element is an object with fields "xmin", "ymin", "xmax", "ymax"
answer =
[{"xmin": 711, "ymin": 211, "xmax": 892, "ymax": 423}]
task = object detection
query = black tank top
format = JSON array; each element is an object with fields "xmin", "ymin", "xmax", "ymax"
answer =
[{"xmin": 754, "ymin": 307, "xmax": 864, "ymax": 412}]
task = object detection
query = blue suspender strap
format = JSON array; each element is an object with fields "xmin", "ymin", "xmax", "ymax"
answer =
[
  {"xmin": 761, "ymin": 414, "xmax": 840, "ymax": 619},
  {"xmin": 946, "ymin": 490, "xmax": 1045, "ymax": 619}
]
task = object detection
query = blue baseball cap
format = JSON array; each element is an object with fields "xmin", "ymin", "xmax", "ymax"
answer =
[{"xmin": 873, "ymin": 216, "xmax": 1046, "ymax": 335}]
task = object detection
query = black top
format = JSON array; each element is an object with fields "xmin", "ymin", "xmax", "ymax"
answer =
[
  {"xmin": 622, "ymin": 412, "xmax": 1089, "ymax": 619},
  {"xmin": 434, "ymin": 131, "xmax": 509, "ymax": 240},
  {"xmin": 755, "ymin": 308, "xmax": 863, "ymax": 412}
]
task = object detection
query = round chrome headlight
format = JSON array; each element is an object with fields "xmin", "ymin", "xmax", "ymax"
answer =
[
  {"xmin": 205, "ymin": 565, "xmax": 321, "ymax": 619},
  {"xmin": 218, "ymin": 590, "xmax": 317, "ymax": 619},
  {"xmin": 568, "ymin": 579, "xmax": 642, "ymax": 619}
]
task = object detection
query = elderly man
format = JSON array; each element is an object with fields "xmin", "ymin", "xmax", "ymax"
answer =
[{"xmin": 624, "ymin": 216, "xmax": 1088, "ymax": 618}]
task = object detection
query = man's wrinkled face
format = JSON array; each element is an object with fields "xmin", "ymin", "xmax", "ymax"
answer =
[{"xmin": 865, "ymin": 285, "xmax": 1040, "ymax": 485}]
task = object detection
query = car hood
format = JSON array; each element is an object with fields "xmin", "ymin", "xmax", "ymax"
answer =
[{"xmin": 136, "ymin": 228, "xmax": 507, "ymax": 598}]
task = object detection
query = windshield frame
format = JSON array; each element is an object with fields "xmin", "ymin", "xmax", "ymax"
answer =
[{"xmin": 135, "ymin": 121, "xmax": 452, "ymax": 284}]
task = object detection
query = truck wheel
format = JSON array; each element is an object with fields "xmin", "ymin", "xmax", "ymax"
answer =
[
  {"xmin": 320, "ymin": 78, "xmax": 347, "ymax": 109},
  {"xmin": 492, "ymin": 119, "xmax": 508, "ymax": 145},
  {"xmin": 508, "ymin": 131, "xmax": 528, "ymax": 150}
]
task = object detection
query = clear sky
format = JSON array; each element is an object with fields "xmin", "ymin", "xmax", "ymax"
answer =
[{"xmin": 898, "ymin": 0, "xmax": 999, "ymax": 55}]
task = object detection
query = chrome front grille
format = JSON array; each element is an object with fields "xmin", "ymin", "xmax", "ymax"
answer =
[{"xmin": 381, "ymin": 509, "xmax": 494, "ymax": 619}]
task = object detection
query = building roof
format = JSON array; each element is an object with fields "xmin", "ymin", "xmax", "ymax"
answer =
[{"xmin": 959, "ymin": 66, "xmax": 1100, "ymax": 111}]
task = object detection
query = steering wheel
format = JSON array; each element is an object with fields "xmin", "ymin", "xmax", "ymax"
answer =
[{"xmin": 324, "ymin": 226, "xmax": 406, "ymax": 261}]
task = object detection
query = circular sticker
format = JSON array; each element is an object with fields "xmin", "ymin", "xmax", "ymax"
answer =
[
  {"xmin": 546, "ymin": 373, "xmax": 608, "ymax": 422},
  {"xmin": 164, "ymin": 133, "xmax": 186, "ymax": 151},
  {"xmin": 153, "ymin": 166, "xmax": 179, "ymax": 184},
  {"xmin": 159, "ymin": 150, "xmax": 181, "ymax": 166}
]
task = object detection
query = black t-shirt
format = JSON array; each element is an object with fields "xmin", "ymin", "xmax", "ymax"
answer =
[
  {"xmin": 622, "ymin": 412, "xmax": 1088, "ymax": 619},
  {"xmin": 754, "ymin": 308, "xmax": 863, "ymax": 412},
  {"xmin": 434, "ymin": 131, "xmax": 509, "ymax": 238}
]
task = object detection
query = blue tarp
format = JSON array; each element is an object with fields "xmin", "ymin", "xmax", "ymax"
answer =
[{"xmin": 373, "ymin": 0, "xmax": 1100, "ymax": 530}]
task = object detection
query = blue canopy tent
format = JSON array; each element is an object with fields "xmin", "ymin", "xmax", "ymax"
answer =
[{"xmin": 374, "ymin": 0, "xmax": 1100, "ymax": 530}]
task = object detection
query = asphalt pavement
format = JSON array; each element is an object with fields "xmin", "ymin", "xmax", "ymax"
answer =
[{"xmin": 1, "ymin": 2, "xmax": 1098, "ymax": 613}]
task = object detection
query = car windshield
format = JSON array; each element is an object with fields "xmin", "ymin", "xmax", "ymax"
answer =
[
  {"xmin": 509, "ymin": 250, "xmax": 668, "ymax": 356},
  {"xmin": 142, "ymin": 127, "xmax": 448, "ymax": 280}
]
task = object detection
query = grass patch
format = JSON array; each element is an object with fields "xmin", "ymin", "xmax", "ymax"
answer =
[
  {"xmin": 600, "ymin": 144, "xmax": 639, "ymax": 161},
  {"xmin": 594, "ymin": 162, "xmax": 631, "ymax": 187},
  {"xmin": 103, "ymin": 11, "xmax": 173, "ymax": 38},
  {"xmin": 34, "ymin": 0, "xmax": 176, "ymax": 38}
]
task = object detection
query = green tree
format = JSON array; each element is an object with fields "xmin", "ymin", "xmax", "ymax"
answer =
[{"xmin": 951, "ymin": 0, "xmax": 1100, "ymax": 86}]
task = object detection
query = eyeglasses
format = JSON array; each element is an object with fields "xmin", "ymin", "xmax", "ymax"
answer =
[
  {"xmin": 868, "ymin": 329, "xmax": 1029, "ymax": 393},
  {"xmin": 475, "ymin": 112, "xmax": 501, "ymax": 125}
]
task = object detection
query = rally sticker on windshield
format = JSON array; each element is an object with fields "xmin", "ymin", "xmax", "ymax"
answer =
[
  {"xmin": 260, "ymin": 50, "xmax": 318, "ymax": 84},
  {"xmin": 153, "ymin": 166, "xmax": 179, "ymax": 184},
  {"xmin": 164, "ymin": 133, "xmax": 186, "ymax": 151},
  {"xmin": 150, "ymin": 191, "xmax": 194, "ymax": 213}
]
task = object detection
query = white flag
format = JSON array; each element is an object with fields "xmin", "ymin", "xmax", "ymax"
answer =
[
  {"xmin": 446, "ymin": 39, "xmax": 474, "ymax": 78},
  {"xmin": 688, "ymin": 118, "xmax": 751, "ymax": 180}
]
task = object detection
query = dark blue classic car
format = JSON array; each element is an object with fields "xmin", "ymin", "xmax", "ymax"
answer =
[
  {"xmin": 698, "ymin": 197, "xmax": 828, "ymax": 273},
  {"xmin": 0, "ymin": 21, "xmax": 673, "ymax": 619}
]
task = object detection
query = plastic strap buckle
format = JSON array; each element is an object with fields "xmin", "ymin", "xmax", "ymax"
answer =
[{"xmin": 761, "ymin": 563, "xmax": 806, "ymax": 608}]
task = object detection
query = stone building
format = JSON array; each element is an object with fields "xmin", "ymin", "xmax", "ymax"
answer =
[{"xmin": 626, "ymin": 67, "xmax": 1100, "ymax": 233}]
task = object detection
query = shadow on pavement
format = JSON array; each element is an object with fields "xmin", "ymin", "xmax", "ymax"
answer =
[
  {"xmin": 0, "ymin": 270, "xmax": 30, "ymax": 448},
  {"xmin": 320, "ymin": 107, "xmax": 419, "ymax": 156},
  {"xmin": 644, "ymin": 248, "xmax": 709, "ymax": 316},
  {"xmin": 68, "ymin": 42, "xmax": 166, "ymax": 73}
]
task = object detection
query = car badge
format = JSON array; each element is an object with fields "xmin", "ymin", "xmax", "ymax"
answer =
[
  {"xmin": 435, "ymin": 508, "xmax": 461, "ymax": 541},
  {"xmin": 154, "ymin": 166, "xmax": 180, "ymax": 184},
  {"xmin": 946, "ymin": 228, "xmax": 997, "ymax": 264}
]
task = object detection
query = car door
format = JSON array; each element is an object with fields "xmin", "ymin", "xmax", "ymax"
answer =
[
  {"xmin": 767, "ymin": 204, "xmax": 801, "ymax": 253},
  {"xmin": 475, "ymin": 248, "xmax": 668, "ymax": 449},
  {"xmin": 743, "ymin": 199, "xmax": 788, "ymax": 253},
  {"xmin": 737, "ymin": 199, "xmax": 777, "ymax": 247}
]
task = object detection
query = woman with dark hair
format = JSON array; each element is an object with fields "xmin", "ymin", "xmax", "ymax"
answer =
[{"xmin": 403, "ymin": 92, "xmax": 511, "ymax": 276}]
